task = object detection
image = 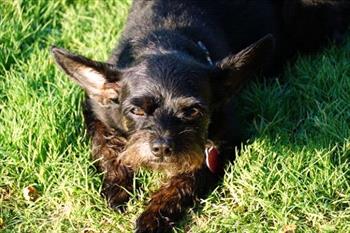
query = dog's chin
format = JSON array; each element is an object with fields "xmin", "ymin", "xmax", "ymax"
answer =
[
  {"xmin": 146, "ymin": 156, "xmax": 180, "ymax": 172},
  {"xmin": 148, "ymin": 155, "xmax": 174, "ymax": 164}
]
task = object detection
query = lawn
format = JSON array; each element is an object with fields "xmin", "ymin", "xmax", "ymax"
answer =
[{"xmin": 1, "ymin": 0, "xmax": 349, "ymax": 232}]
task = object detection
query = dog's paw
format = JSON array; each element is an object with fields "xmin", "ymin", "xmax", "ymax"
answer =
[
  {"xmin": 101, "ymin": 184, "xmax": 130, "ymax": 211},
  {"xmin": 135, "ymin": 211, "xmax": 173, "ymax": 233}
]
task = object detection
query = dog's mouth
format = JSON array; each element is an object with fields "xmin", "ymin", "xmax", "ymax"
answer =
[
  {"xmin": 118, "ymin": 131, "xmax": 208, "ymax": 174},
  {"xmin": 148, "ymin": 155, "xmax": 178, "ymax": 164},
  {"xmin": 146, "ymin": 141, "xmax": 222, "ymax": 174}
]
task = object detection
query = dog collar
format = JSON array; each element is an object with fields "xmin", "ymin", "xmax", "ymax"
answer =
[
  {"xmin": 205, "ymin": 145, "xmax": 220, "ymax": 174},
  {"xmin": 197, "ymin": 41, "xmax": 214, "ymax": 66}
]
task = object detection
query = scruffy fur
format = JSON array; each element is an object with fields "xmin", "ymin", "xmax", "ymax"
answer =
[{"xmin": 52, "ymin": 0, "xmax": 349, "ymax": 232}]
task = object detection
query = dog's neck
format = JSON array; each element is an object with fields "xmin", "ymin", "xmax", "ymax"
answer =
[{"xmin": 197, "ymin": 41, "xmax": 213, "ymax": 66}]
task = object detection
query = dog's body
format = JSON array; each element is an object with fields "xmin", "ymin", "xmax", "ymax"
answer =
[
  {"xmin": 52, "ymin": 0, "xmax": 349, "ymax": 232},
  {"xmin": 111, "ymin": 0, "xmax": 349, "ymax": 70}
]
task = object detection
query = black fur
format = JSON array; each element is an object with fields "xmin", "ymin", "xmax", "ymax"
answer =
[{"xmin": 52, "ymin": 1, "xmax": 349, "ymax": 232}]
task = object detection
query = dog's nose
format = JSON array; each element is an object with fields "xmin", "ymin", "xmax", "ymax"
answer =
[{"xmin": 151, "ymin": 138, "xmax": 174, "ymax": 157}]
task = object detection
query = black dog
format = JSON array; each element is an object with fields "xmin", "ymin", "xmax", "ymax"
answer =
[{"xmin": 52, "ymin": 0, "xmax": 349, "ymax": 232}]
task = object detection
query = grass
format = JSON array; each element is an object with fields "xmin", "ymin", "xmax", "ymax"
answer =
[{"xmin": 0, "ymin": 0, "xmax": 349, "ymax": 232}]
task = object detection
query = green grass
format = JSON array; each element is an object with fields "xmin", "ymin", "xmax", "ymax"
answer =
[{"xmin": 1, "ymin": 0, "xmax": 349, "ymax": 232}]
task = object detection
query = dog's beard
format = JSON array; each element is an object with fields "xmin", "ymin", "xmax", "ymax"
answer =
[{"xmin": 118, "ymin": 131, "xmax": 205, "ymax": 176}]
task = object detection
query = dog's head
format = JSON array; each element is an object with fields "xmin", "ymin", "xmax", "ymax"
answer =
[{"xmin": 52, "ymin": 35, "xmax": 274, "ymax": 175}]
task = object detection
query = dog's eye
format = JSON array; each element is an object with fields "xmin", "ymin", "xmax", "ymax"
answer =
[
  {"xmin": 130, "ymin": 107, "xmax": 146, "ymax": 116},
  {"xmin": 183, "ymin": 107, "xmax": 201, "ymax": 119}
]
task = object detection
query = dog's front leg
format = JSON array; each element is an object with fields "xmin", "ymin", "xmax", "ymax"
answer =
[
  {"xmin": 90, "ymin": 120, "xmax": 134, "ymax": 209},
  {"xmin": 99, "ymin": 157, "xmax": 134, "ymax": 209},
  {"xmin": 135, "ymin": 173, "xmax": 197, "ymax": 233}
]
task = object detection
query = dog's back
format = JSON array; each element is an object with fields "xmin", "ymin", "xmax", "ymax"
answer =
[
  {"xmin": 111, "ymin": 0, "xmax": 277, "ymax": 65},
  {"xmin": 111, "ymin": 0, "xmax": 349, "ymax": 72}
]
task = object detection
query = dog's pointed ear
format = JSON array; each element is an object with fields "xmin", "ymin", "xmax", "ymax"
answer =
[
  {"xmin": 51, "ymin": 46, "xmax": 121, "ymax": 103},
  {"xmin": 214, "ymin": 34, "xmax": 275, "ymax": 99}
]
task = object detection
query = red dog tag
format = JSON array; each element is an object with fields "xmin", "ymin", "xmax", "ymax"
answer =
[{"xmin": 205, "ymin": 146, "xmax": 220, "ymax": 174}]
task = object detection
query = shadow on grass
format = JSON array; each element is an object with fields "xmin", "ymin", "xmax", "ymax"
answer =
[{"xmin": 174, "ymin": 35, "xmax": 350, "ymax": 232}]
